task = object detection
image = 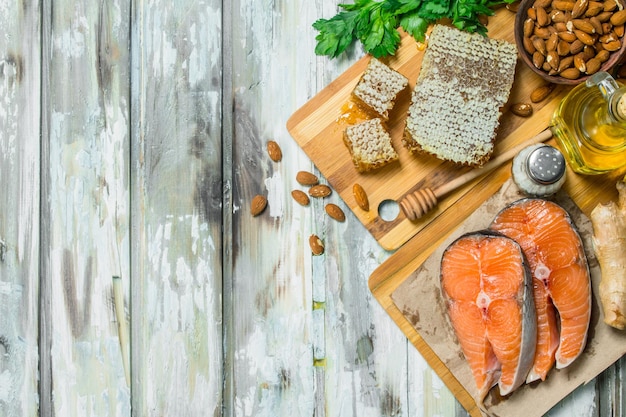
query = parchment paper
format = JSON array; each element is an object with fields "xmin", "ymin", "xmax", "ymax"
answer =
[{"xmin": 391, "ymin": 178, "xmax": 626, "ymax": 417}]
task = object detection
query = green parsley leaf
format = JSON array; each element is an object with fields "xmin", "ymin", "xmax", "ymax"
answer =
[{"xmin": 313, "ymin": 0, "xmax": 516, "ymax": 59}]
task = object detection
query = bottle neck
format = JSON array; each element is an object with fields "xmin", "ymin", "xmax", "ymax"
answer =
[{"xmin": 614, "ymin": 90, "xmax": 626, "ymax": 121}]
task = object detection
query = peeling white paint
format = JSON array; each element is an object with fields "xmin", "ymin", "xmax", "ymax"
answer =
[
  {"xmin": 0, "ymin": 370, "xmax": 11, "ymax": 403},
  {"xmin": 265, "ymin": 171, "xmax": 284, "ymax": 218}
]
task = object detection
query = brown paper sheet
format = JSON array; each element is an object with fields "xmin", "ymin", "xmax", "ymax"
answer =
[{"xmin": 391, "ymin": 178, "xmax": 626, "ymax": 417}]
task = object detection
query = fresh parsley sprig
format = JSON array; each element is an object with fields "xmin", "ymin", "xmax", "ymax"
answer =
[{"xmin": 313, "ymin": 0, "xmax": 515, "ymax": 59}]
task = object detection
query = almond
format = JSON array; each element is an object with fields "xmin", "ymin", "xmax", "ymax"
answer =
[
  {"xmin": 604, "ymin": 0, "xmax": 618, "ymax": 12},
  {"xmin": 296, "ymin": 171, "xmax": 319, "ymax": 186},
  {"xmin": 266, "ymin": 140, "xmax": 282, "ymax": 162},
  {"xmin": 585, "ymin": 57, "xmax": 602, "ymax": 74},
  {"xmin": 575, "ymin": 52, "xmax": 587, "ymax": 72},
  {"xmin": 597, "ymin": 11, "xmax": 613, "ymax": 22},
  {"xmin": 524, "ymin": 18, "xmax": 535, "ymax": 37},
  {"xmin": 582, "ymin": 44, "xmax": 596, "ymax": 60},
  {"xmin": 325, "ymin": 203, "xmax": 345, "ymax": 222},
  {"xmin": 589, "ymin": 16, "xmax": 604, "ymax": 34},
  {"xmin": 533, "ymin": 51, "xmax": 546, "ymax": 68},
  {"xmin": 553, "ymin": 1, "xmax": 575, "ymax": 11},
  {"xmin": 535, "ymin": 0, "xmax": 553, "ymax": 9},
  {"xmin": 533, "ymin": 36, "xmax": 547, "ymax": 54},
  {"xmin": 585, "ymin": 2, "xmax": 604, "ymax": 17},
  {"xmin": 524, "ymin": 36, "xmax": 537, "ymax": 54},
  {"xmin": 537, "ymin": 6, "xmax": 550, "ymax": 26},
  {"xmin": 603, "ymin": 39, "xmax": 622, "ymax": 51},
  {"xmin": 570, "ymin": 39, "xmax": 585, "ymax": 54},
  {"xmin": 547, "ymin": 32, "xmax": 559, "ymax": 51},
  {"xmin": 546, "ymin": 50, "xmax": 560, "ymax": 69},
  {"xmin": 291, "ymin": 190, "xmax": 310, "ymax": 206},
  {"xmin": 558, "ymin": 31, "xmax": 577, "ymax": 42},
  {"xmin": 309, "ymin": 234, "xmax": 324, "ymax": 256},
  {"xmin": 530, "ymin": 84, "xmax": 554, "ymax": 103},
  {"xmin": 610, "ymin": 10, "xmax": 626, "ymax": 26},
  {"xmin": 353, "ymin": 183, "xmax": 369, "ymax": 211},
  {"xmin": 560, "ymin": 67, "xmax": 582, "ymax": 79},
  {"xmin": 572, "ymin": 0, "xmax": 589, "ymax": 18},
  {"xmin": 574, "ymin": 29, "xmax": 596, "ymax": 45},
  {"xmin": 595, "ymin": 49, "xmax": 610, "ymax": 62},
  {"xmin": 551, "ymin": 9, "xmax": 569, "ymax": 23},
  {"xmin": 558, "ymin": 55, "xmax": 575, "ymax": 72},
  {"xmin": 572, "ymin": 19, "xmax": 596, "ymax": 34},
  {"xmin": 557, "ymin": 39, "xmax": 571, "ymax": 56},
  {"xmin": 510, "ymin": 103, "xmax": 534, "ymax": 117},
  {"xmin": 250, "ymin": 194, "xmax": 267, "ymax": 217},
  {"xmin": 309, "ymin": 184, "xmax": 332, "ymax": 198},
  {"xmin": 534, "ymin": 26, "xmax": 552, "ymax": 39}
]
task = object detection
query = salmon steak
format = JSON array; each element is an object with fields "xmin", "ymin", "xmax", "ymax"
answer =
[
  {"xmin": 490, "ymin": 198, "xmax": 591, "ymax": 382},
  {"xmin": 440, "ymin": 231, "xmax": 536, "ymax": 403}
]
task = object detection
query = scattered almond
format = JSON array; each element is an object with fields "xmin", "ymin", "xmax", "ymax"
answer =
[
  {"xmin": 530, "ymin": 84, "xmax": 555, "ymax": 102},
  {"xmin": 325, "ymin": 203, "xmax": 346, "ymax": 222},
  {"xmin": 309, "ymin": 184, "xmax": 332, "ymax": 198},
  {"xmin": 291, "ymin": 190, "xmax": 310, "ymax": 206},
  {"xmin": 309, "ymin": 234, "xmax": 325, "ymax": 256},
  {"xmin": 353, "ymin": 183, "xmax": 370, "ymax": 211},
  {"xmin": 266, "ymin": 140, "xmax": 282, "ymax": 162},
  {"xmin": 296, "ymin": 171, "xmax": 319, "ymax": 186},
  {"xmin": 250, "ymin": 195, "xmax": 267, "ymax": 216},
  {"xmin": 510, "ymin": 103, "xmax": 534, "ymax": 117}
]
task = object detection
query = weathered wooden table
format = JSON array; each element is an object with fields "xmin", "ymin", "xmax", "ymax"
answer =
[{"xmin": 1, "ymin": 1, "xmax": 624, "ymax": 416}]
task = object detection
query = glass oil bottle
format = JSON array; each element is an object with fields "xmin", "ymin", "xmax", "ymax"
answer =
[{"xmin": 551, "ymin": 71, "xmax": 626, "ymax": 175}]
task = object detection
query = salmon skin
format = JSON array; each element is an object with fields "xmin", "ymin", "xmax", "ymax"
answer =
[
  {"xmin": 440, "ymin": 230, "xmax": 536, "ymax": 403},
  {"xmin": 490, "ymin": 198, "xmax": 591, "ymax": 382}
]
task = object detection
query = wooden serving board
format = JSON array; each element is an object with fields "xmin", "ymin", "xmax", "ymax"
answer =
[
  {"xmin": 372, "ymin": 179, "xmax": 626, "ymax": 417},
  {"xmin": 286, "ymin": 8, "xmax": 622, "ymax": 251}
]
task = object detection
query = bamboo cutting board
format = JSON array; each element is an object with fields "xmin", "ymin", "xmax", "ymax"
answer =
[{"xmin": 286, "ymin": 8, "xmax": 621, "ymax": 251}]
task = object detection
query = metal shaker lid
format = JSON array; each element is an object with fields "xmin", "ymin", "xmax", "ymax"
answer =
[{"xmin": 526, "ymin": 145, "xmax": 566, "ymax": 185}]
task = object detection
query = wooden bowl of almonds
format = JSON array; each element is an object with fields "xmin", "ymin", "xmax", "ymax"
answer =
[{"xmin": 515, "ymin": 0, "xmax": 626, "ymax": 85}]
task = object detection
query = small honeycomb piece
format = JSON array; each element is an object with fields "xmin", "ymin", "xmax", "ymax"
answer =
[
  {"xmin": 343, "ymin": 118, "xmax": 399, "ymax": 172},
  {"xmin": 352, "ymin": 57, "xmax": 409, "ymax": 120}
]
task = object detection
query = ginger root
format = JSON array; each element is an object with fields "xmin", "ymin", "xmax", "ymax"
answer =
[{"xmin": 590, "ymin": 179, "xmax": 626, "ymax": 330}]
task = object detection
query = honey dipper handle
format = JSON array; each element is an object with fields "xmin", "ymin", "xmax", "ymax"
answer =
[{"xmin": 433, "ymin": 129, "xmax": 553, "ymax": 198}]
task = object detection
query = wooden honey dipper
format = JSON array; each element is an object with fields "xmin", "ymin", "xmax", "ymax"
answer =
[{"xmin": 399, "ymin": 129, "xmax": 553, "ymax": 221}]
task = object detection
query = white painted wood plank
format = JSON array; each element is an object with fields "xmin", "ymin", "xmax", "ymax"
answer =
[
  {"xmin": 228, "ymin": 1, "xmax": 421, "ymax": 415},
  {"xmin": 0, "ymin": 1, "xmax": 41, "ymax": 416},
  {"xmin": 130, "ymin": 0, "xmax": 224, "ymax": 415},
  {"xmin": 42, "ymin": 1, "xmax": 131, "ymax": 415},
  {"xmin": 229, "ymin": 0, "xmax": 325, "ymax": 413}
]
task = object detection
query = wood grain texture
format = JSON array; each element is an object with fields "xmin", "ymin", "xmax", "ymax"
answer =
[
  {"xmin": 0, "ymin": 1, "xmax": 41, "ymax": 416},
  {"xmin": 41, "ymin": 1, "xmax": 132, "ymax": 415},
  {"xmin": 0, "ymin": 1, "xmax": 622, "ymax": 416},
  {"xmin": 229, "ymin": 1, "xmax": 459, "ymax": 416},
  {"xmin": 130, "ymin": 0, "xmax": 224, "ymax": 415}
]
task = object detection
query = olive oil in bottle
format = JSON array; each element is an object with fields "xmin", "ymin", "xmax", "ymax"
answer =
[{"xmin": 551, "ymin": 72, "xmax": 626, "ymax": 175}]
